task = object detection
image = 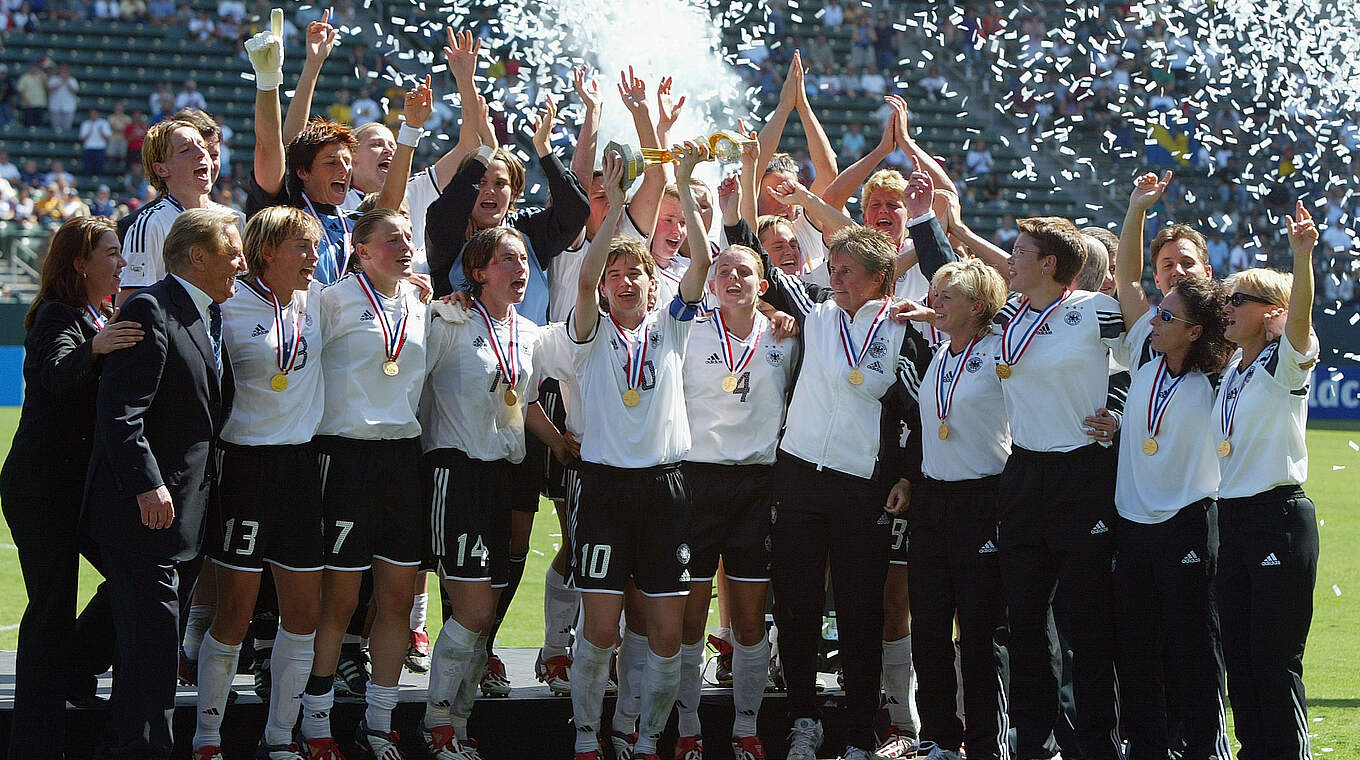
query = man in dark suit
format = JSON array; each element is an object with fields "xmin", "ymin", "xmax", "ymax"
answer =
[{"xmin": 85, "ymin": 207, "xmax": 244, "ymax": 759}]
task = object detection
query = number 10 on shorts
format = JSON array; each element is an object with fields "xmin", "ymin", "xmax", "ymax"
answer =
[{"xmin": 579, "ymin": 543, "xmax": 612, "ymax": 579}]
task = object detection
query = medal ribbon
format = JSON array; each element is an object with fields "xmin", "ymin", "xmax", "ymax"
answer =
[
  {"xmin": 935, "ymin": 336, "xmax": 981, "ymax": 423},
  {"xmin": 473, "ymin": 299, "xmax": 521, "ymax": 390},
  {"xmin": 712, "ymin": 309, "xmax": 760, "ymax": 377},
  {"xmin": 837, "ymin": 299, "xmax": 893, "ymax": 372},
  {"xmin": 257, "ymin": 278, "xmax": 304, "ymax": 376},
  {"xmin": 1001, "ymin": 290, "xmax": 1070, "ymax": 367},
  {"xmin": 608, "ymin": 313, "xmax": 649, "ymax": 392},
  {"xmin": 1219, "ymin": 362, "xmax": 1250, "ymax": 440},
  {"xmin": 1146, "ymin": 357, "xmax": 1186, "ymax": 440},
  {"xmin": 86, "ymin": 303, "xmax": 107, "ymax": 330},
  {"xmin": 355, "ymin": 271, "xmax": 409, "ymax": 363},
  {"xmin": 302, "ymin": 194, "xmax": 353, "ymax": 282}
]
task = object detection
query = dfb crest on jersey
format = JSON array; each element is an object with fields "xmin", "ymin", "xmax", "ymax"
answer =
[
  {"xmin": 676, "ymin": 543, "xmax": 691, "ymax": 565},
  {"xmin": 304, "ymin": 310, "xmax": 314, "ymax": 327},
  {"xmin": 965, "ymin": 355, "xmax": 984, "ymax": 374},
  {"xmin": 868, "ymin": 339, "xmax": 888, "ymax": 358},
  {"xmin": 649, "ymin": 331, "xmax": 662, "ymax": 349},
  {"xmin": 1064, "ymin": 309, "xmax": 1083, "ymax": 326},
  {"xmin": 766, "ymin": 349, "xmax": 784, "ymax": 367}
]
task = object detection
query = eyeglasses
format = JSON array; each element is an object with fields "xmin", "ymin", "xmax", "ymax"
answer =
[
  {"xmin": 1157, "ymin": 308, "xmax": 1198, "ymax": 326},
  {"xmin": 1228, "ymin": 291, "xmax": 1274, "ymax": 308}
]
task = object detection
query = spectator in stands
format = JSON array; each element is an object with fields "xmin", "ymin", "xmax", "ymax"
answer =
[
  {"xmin": 188, "ymin": 9, "xmax": 215, "ymax": 41},
  {"xmin": 351, "ymin": 85, "xmax": 381, "ymax": 126},
  {"xmin": 176, "ymin": 80, "xmax": 208, "ymax": 112},
  {"xmin": 147, "ymin": 0, "xmax": 175, "ymax": 23},
  {"xmin": 0, "ymin": 64, "xmax": 15, "ymax": 127},
  {"xmin": 1207, "ymin": 229, "xmax": 1230, "ymax": 274},
  {"xmin": 3, "ymin": 2, "xmax": 38, "ymax": 31},
  {"xmin": 920, "ymin": 65, "xmax": 947, "ymax": 101},
  {"xmin": 965, "ymin": 137, "xmax": 994, "ymax": 178},
  {"xmin": 93, "ymin": 0, "xmax": 120, "ymax": 19},
  {"xmin": 120, "ymin": 0, "xmax": 147, "ymax": 21},
  {"xmin": 124, "ymin": 109, "xmax": 149, "ymax": 164},
  {"xmin": 859, "ymin": 66, "xmax": 888, "ymax": 98},
  {"xmin": 17, "ymin": 61, "xmax": 48, "ymax": 128},
  {"xmin": 850, "ymin": 17, "xmax": 876, "ymax": 68},
  {"xmin": 59, "ymin": 186, "xmax": 89, "ymax": 218},
  {"xmin": 149, "ymin": 82, "xmax": 173, "ymax": 122},
  {"xmin": 9, "ymin": 186, "xmax": 37, "ymax": 224},
  {"xmin": 994, "ymin": 213, "xmax": 1019, "ymax": 251},
  {"xmin": 79, "ymin": 107, "xmax": 112, "ymax": 177},
  {"xmin": 840, "ymin": 122, "xmax": 868, "ymax": 160},
  {"xmin": 217, "ymin": 0, "xmax": 244, "ymax": 22},
  {"xmin": 20, "ymin": 160, "xmax": 43, "ymax": 189},
  {"xmin": 0, "ymin": 150, "xmax": 19, "ymax": 183},
  {"xmin": 91, "ymin": 184, "xmax": 117, "ymax": 216},
  {"xmin": 105, "ymin": 101, "xmax": 130, "ymax": 170},
  {"xmin": 44, "ymin": 160, "xmax": 75, "ymax": 188},
  {"xmin": 822, "ymin": 0, "xmax": 843, "ymax": 28},
  {"xmin": 1227, "ymin": 236, "xmax": 1250, "ymax": 274},
  {"xmin": 806, "ymin": 33, "xmax": 834, "ymax": 73},
  {"xmin": 327, "ymin": 88, "xmax": 353, "ymax": 125},
  {"xmin": 46, "ymin": 63, "xmax": 79, "ymax": 132}
]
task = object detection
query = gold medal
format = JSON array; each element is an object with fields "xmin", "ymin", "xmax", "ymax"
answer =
[
  {"xmin": 504, "ymin": 388, "xmax": 519, "ymax": 407},
  {"xmin": 848, "ymin": 368, "xmax": 865, "ymax": 386},
  {"xmin": 995, "ymin": 363, "xmax": 1012, "ymax": 379},
  {"xmin": 270, "ymin": 373, "xmax": 288, "ymax": 392},
  {"xmin": 938, "ymin": 422, "xmax": 950, "ymax": 440},
  {"xmin": 1217, "ymin": 440, "xmax": 1232, "ymax": 457},
  {"xmin": 622, "ymin": 388, "xmax": 641, "ymax": 407},
  {"xmin": 1143, "ymin": 437, "xmax": 1159, "ymax": 456},
  {"xmin": 721, "ymin": 374, "xmax": 738, "ymax": 393},
  {"xmin": 382, "ymin": 360, "xmax": 400, "ymax": 376}
]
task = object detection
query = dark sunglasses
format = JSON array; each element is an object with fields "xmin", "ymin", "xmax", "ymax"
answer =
[
  {"xmin": 1157, "ymin": 308, "xmax": 1198, "ymax": 326},
  {"xmin": 1228, "ymin": 292, "xmax": 1273, "ymax": 308}
]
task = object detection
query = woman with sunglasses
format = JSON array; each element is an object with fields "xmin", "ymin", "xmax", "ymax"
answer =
[
  {"xmin": 1112, "ymin": 172, "xmax": 1236, "ymax": 759},
  {"xmin": 1212, "ymin": 200, "xmax": 1320, "ymax": 760}
]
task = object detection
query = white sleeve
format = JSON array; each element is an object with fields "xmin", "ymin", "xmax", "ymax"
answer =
[
  {"xmin": 121, "ymin": 213, "xmax": 168, "ymax": 287},
  {"xmin": 1094, "ymin": 293, "xmax": 1126, "ymax": 351},
  {"xmin": 1271, "ymin": 331, "xmax": 1320, "ymax": 391}
]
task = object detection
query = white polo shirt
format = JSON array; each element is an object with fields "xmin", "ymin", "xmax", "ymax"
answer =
[{"xmin": 919, "ymin": 331, "xmax": 1011, "ymax": 482}]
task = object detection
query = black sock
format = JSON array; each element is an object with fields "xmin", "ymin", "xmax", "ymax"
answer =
[
  {"xmin": 487, "ymin": 553, "xmax": 528, "ymax": 655},
  {"xmin": 306, "ymin": 673, "xmax": 333, "ymax": 695}
]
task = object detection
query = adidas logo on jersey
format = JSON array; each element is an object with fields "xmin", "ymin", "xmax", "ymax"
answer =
[
  {"xmin": 1261, "ymin": 552, "xmax": 1281, "ymax": 567},
  {"xmin": 979, "ymin": 540, "xmax": 998, "ymax": 554},
  {"xmin": 866, "ymin": 360, "xmax": 884, "ymax": 374},
  {"xmin": 1090, "ymin": 520, "xmax": 1109, "ymax": 535},
  {"xmin": 876, "ymin": 513, "xmax": 890, "ymax": 525},
  {"xmin": 1181, "ymin": 550, "xmax": 1201, "ymax": 564},
  {"xmin": 705, "ymin": 352, "xmax": 723, "ymax": 365},
  {"xmin": 473, "ymin": 336, "xmax": 486, "ymax": 348},
  {"xmin": 359, "ymin": 309, "xmax": 375, "ymax": 322},
  {"xmin": 1037, "ymin": 324, "xmax": 1054, "ymax": 335},
  {"xmin": 251, "ymin": 323, "xmax": 269, "ymax": 337}
]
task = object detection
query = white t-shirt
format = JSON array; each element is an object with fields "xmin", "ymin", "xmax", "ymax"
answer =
[
  {"xmin": 220, "ymin": 278, "xmax": 325, "ymax": 446},
  {"xmin": 121, "ymin": 197, "xmax": 243, "ymax": 289},
  {"xmin": 572, "ymin": 298, "xmax": 697, "ymax": 468},
  {"xmin": 1213, "ymin": 334, "xmax": 1317, "ymax": 499},
  {"xmin": 80, "ymin": 118, "xmax": 111, "ymax": 150},
  {"xmin": 791, "ymin": 212, "xmax": 828, "ymax": 273},
  {"xmin": 919, "ymin": 332, "xmax": 1011, "ymax": 481},
  {"xmin": 1115, "ymin": 335, "xmax": 1220, "ymax": 523},
  {"xmin": 682, "ymin": 310, "xmax": 798, "ymax": 465},
  {"xmin": 318, "ymin": 274, "xmax": 428, "ymax": 439},
  {"xmin": 995, "ymin": 290, "xmax": 1125, "ymax": 452}
]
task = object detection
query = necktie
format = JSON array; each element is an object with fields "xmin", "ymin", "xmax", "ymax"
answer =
[{"xmin": 208, "ymin": 302, "xmax": 222, "ymax": 374}]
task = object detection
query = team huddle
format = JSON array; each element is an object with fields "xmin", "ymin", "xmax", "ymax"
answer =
[{"xmin": 0, "ymin": 9, "xmax": 1325, "ymax": 760}]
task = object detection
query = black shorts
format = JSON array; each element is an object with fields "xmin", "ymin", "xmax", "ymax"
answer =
[
  {"xmin": 315, "ymin": 435, "xmax": 424, "ymax": 571},
  {"xmin": 512, "ymin": 444, "xmax": 545, "ymax": 513},
  {"xmin": 209, "ymin": 442, "xmax": 324, "ymax": 572},
  {"xmin": 682, "ymin": 461, "xmax": 773, "ymax": 583},
  {"xmin": 540, "ymin": 377, "xmax": 570, "ymax": 501},
  {"xmin": 572, "ymin": 462, "xmax": 691, "ymax": 596},
  {"xmin": 427, "ymin": 448, "xmax": 515, "ymax": 586},
  {"xmin": 888, "ymin": 513, "xmax": 910, "ymax": 566}
]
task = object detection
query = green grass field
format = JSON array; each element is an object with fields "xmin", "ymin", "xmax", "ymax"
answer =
[{"xmin": 0, "ymin": 408, "xmax": 1356, "ymax": 753}]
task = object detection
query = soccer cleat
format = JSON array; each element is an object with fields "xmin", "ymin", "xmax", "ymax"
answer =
[
  {"xmin": 480, "ymin": 652, "xmax": 512, "ymax": 697},
  {"xmin": 420, "ymin": 722, "xmax": 483, "ymax": 760},
  {"xmin": 607, "ymin": 729, "xmax": 638, "ymax": 760},
  {"xmin": 300, "ymin": 736, "xmax": 347, "ymax": 760},
  {"xmin": 355, "ymin": 719, "xmax": 405, "ymax": 759},
  {"xmin": 193, "ymin": 747, "xmax": 225, "ymax": 760},
  {"xmin": 730, "ymin": 735, "xmax": 767, "ymax": 760},
  {"xmin": 405, "ymin": 629, "xmax": 431, "ymax": 674},
  {"xmin": 785, "ymin": 718, "xmax": 823, "ymax": 760},
  {"xmin": 335, "ymin": 645, "xmax": 371, "ymax": 697},
  {"xmin": 179, "ymin": 647, "xmax": 198, "ymax": 686},
  {"xmin": 707, "ymin": 633, "xmax": 734, "ymax": 687},
  {"xmin": 871, "ymin": 726, "xmax": 919, "ymax": 759},
  {"xmin": 256, "ymin": 740, "xmax": 307, "ymax": 760},
  {"xmin": 252, "ymin": 653, "xmax": 272, "ymax": 702},
  {"xmin": 915, "ymin": 742, "xmax": 962, "ymax": 760},
  {"xmin": 535, "ymin": 650, "xmax": 572, "ymax": 695},
  {"xmin": 673, "ymin": 735, "xmax": 703, "ymax": 760},
  {"xmin": 841, "ymin": 747, "xmax": 872, "ymax": 760}
]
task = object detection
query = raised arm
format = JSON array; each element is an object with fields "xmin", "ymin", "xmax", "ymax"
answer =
[
  {"xmin": 246, "ymin": 9, "xmax": 287, "ymax": 195},
  {"xmin": 821, "ymin": 105, "xmax": 897, "ymax": 210},
  {"xmin": 794, "ymin": 54, "xmax": 839, "ymax": 195},
  {"xmin": 754, "ymin": 53, "xmax": 802, "ymax": 184},
  {"xmin": 890, "ymin": 95, "xmax": 958, "ymax": 196},
  {"xmin": 618, "ymin": 68, "xmax": 667, "ymax": 239},
  {"xmin": 376, "ymin": 76, "xmax": 432, "ymax": 211},
  {"xmin": 903, "ymin": 170, "xmax": 959, "ymax": 281},
  {"xmin": 282, "ymin": 10, "xmax": 338, "ymax": 144},
  {"xmin": 768, "ymin": 178, "xmax": 853, "ymax": 237},
  {"xmin": 738, "ymin": 126, "xmax": 760, "ymax": 231},
  {"xmin": 1116, "ymin": 171, "xmax": 1171, "ymax": 329},
  {"xmin": 570, "ymin": 66, "xmax": 602, "ymax": 185},
  {"xmin": 520, "ymin": 95, "xmax": 591, "ymax": 266},
  {"xmin": 1284, "ymin": 199, "xmax": 1316, "ymax": 351},
  {"xmin": 574, "ymin": 153, "xmax": 629, "ymax": 341},
  {"xmin": 427, "ymin": 29, "xmax": 489, "ymax": 189},
  {"xmin": 674, "ymin": 142, "xmax": 714, "ymax": 303}
]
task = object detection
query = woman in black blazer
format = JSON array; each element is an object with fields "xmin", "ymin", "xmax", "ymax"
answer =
[{"xmin": 0, "ymin": 216, "xmax": 143, "ymax": 760}]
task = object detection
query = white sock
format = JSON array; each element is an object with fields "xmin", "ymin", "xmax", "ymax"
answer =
[
  {"xmin": 426, "ymin": 619, "xmax": 481, "ymax": 726},
  {"xmin": 264, "ymin": 627, "xmax": 315, "ymax": 746},
  {"xmin": 612, "ymin": 628, "xmax": 648, "ymax": 733},
  {"xmin": 635, "ymin": 647, "xmax": 682, "ymax": 755},
  {"xmin": 453, "ymin": 633, "xmax": 489, "ymax": 721},
  {"xmin": 183, "ymin": 603, "xmax": 215, "ymax": 658},
  {"xmin": 883, "ymin": 635, "xmax": 919, "ymax": 735},
  {"xmin": 570, "ymin": 637, "xmax": 612, "ymax": 753},
  {"xmin": 410, "ymin": 592, "xmax": 428, "ymax": 631},
  {"xmin": 543, "ymin": 566, "xmax": 578, "ymax": 654},
  {"xmin": 193, "ymin": 632, "xmax": 241, "ymax": 749},
  {"xmin": 676, "ymin": 641, "xmax": 705, "ymax": 736},
  {"xmin": 732, "ymin": 635, "xmax": 770, "ymax": 738},
  {"xmin": 365, "ymin": 682, "xmax": 400, "ymax": 733},
  {"xmin": 714, "ymin": 626, "xmax": 732, "ymax": 645},
  {"xmin": 300, "ymin": 682, "xmax": 334, "ymax": 741}
]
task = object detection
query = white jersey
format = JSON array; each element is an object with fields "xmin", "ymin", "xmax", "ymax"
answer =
[
  {"xmin": 341, "ymin": 168, "xmax": 440, "ymax": 274},
  {"xmin": 122, "ymin": 197, "xmax": 242, "ymax": 288},
  {"xmin": 919, "ymin": 332, "xmax": 1011, "ymax": 481},
  {"xmin": 1213, "ymin": 334, "xmax": 1317, "ymax": 499},
  {"xmin": 1115, "ymin": 334, "xmax": 1220, "ymax": 523},
  {"xmin": 791, "ymin": 211, "xmax": 828, "ymax": 273},
  {"xmin": 317, "ymin": 274, "xmax": 428, "ymax": 439},
  {"xmin": 682, "ymin": 310, "xmax": 799, "ymax": 465},
  {"xmin": 534, "ymin": 322, "xmax": 584, "ymax": 438},
  {"xmin": 1110, "ymin": 306, "xmax": 1155, "ymax": 370},
  {"xmin": 995, "ymin": 290, "xmax": 1125, "ymax": 452},
  {"xmin": 219, "ymin": 278, "xmax": 325, "ymax": 446},
  {"xmin": 573, "ymin": 298, "xmax": 697, "ymax": 468},
  {"xmin": 421, "ymin": 302, "xmax": 543, "ymax": 462},
  {"xmin": 547, "ymin": 211, "xmax": 648, "ymax": 324}
]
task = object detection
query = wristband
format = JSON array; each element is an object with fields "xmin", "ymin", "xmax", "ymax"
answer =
[
  {"xmin": 475, "ymin": 145, "xmax": 496, "ymax": 165},
  {"xmin": 397, "ymin": 123, "xmax": 424, "ymax": 148}
]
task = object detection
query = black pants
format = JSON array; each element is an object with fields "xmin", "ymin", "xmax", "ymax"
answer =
[
  {"xmin": 997, "ymin": 444, "xmax": 1119, "ymax": 760},
  {"xmin": 1115, "ymin": 501, "xmax": 1229, "ymax": 760},
  {"xmin": 2, "ymin": 484, "xmax": 114, "ymax": 760},
  {"xmin": 1216, "ymin": 486, "xmax": 1318, "ymax": 760},
  {"xmin": 771, "ymin": 456, "xmax": 889, "ymax": 752},
  {"xmin": 101, "ymin": 546, "xmax": 183, "ymax": 760},
  {"xmin": 907, "ymin": 476, "xmax": 1009, "ymax": 759}
]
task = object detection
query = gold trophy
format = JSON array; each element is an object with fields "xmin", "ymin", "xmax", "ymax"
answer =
[{"xmin": 604, "ymin": 130, "xmax": 756, "ymax": 187}]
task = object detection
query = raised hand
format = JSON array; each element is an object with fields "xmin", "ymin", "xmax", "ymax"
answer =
[
  {"xmin": 601, "ymin": 149, "xmax": 628, "ymax": 206},
  {"xmin": 304, "ymin": 9, "xmax": 339, "ymax": 65},
  {"xmin": 903, "ymin": 170, "xmax": 935, "ymax": 218},
  {"xmin": 673, "ymin": 141, "xmax": 709, "ymax": 182},
  {"xmin": 779, "ymin": 50, "xmax": 804, "ymax": 108},
  {"xmin": 738, "ymin": 119, "xmax": 759, "ymax": 165},
  {"xmin": 443, "ymin": 28, "xmax": 481, "ymax": 81},
  {"xmin": 768, "ymin": 177, "xmax": 811, "ymax": 207},
  {"xmin": 573, "ymin": 65, "xmax": 600, "ymax": 111},
  {"xmin": 1129, "ymin": 170, "xmax": 1173, "ymax": 214},
  {"xmin": 1286, "ymin": 199, "xmax": 1318, "ymax": 256},
  {"xmin": 717, "ymin": 173, "xmax": 740, "ymax": 217},
  {"xmin": 531, "ymin": 94, "xmax": 558, "ymax": 156},
  {"xmin": 617, "ymin": 66, "xmax": 649, "ymax": 115},
  {"xmin": 244, "ymin": 7, "xmax": 284, "ymax": 90},
  {"xmin": 403, "ymin": 75, "xmax": 433, "ymax": 129},
  {"xmin": 886, "ymin": 94, "xmax": 912, "ymax": 149},
  {"xmin": 656, "ymin": 76, "xmax": 686, "ymax": 135}
]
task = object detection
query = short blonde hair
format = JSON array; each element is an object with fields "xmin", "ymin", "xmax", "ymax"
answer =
[
  {"xmin": 1225, "ymin": 267, "xmax": 1293, "ymax": 308},
  {"xmin": 860, "ymin": 169, "xmax": 908, "ymax": 207},
  {"xmin": 715, "ymin": 244, "xmax": 765, "ymax": 280},
  {"xmin": 242, "ymin": 206, "xmax": 323, "ymax": 278},
  {"xmin": 931, "ymin": 259, "xmax": 1008, "ymax": 328},
  {"xmin": 163, "ymin": 207, "xmax": 239, "ymax": 274},
  {"xmin": 828, "ymin": 225, "xmax": 897, "ymax": 299},
  {"xmin": 1074, "ymin": 234, "xmax": 1110, "ymax": 291}
]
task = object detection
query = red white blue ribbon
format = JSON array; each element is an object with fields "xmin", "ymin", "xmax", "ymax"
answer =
[
  {"xmin": 608, "ymin": 313, "xmax": 649, "ymax": 392},
  {"xmin": 86, "ymin": 303, "xmax": 107, "ymax": 330},
  {"xmin": 1001, "ymin": 290, "xmax": 1070, "ymax": 368},
  {"xmin": 257, "ymin": 278, "xmax": 304, "ymax": 376},
  {"xmin": 1219, "ymin": 361, "xmax": 1251, "ymax": 440},
  {"xmin": 838, "ymin": 299, "xmax": 893, "ymax": 373},
  {"xmin": 473, "ymin": 299, "xmax": 521, "ymax": 390},
  {"xmin": 1146, "ymin": 357, "xmax": 1185, "ymax": 440},
  {"xmin": 936, "ymin": 336, "xmax": 980, "ymax": 423},
  {"xmin": 712, "ymin": 308, "xmax": 760, "ymax": 377},
  {"xmin": 355, "ymin": 271, "xmax": 409, "ymax": 363}
]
